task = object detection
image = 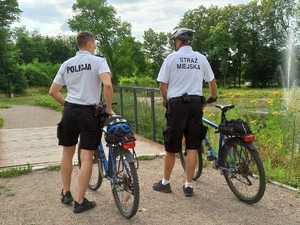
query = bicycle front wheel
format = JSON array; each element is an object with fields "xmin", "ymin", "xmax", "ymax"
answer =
[
  {"xmin": 111, "ymin": 150, "xmax": 140, "ymax": 218},
  {"xmin": 179, "ymin": 145, "xmax": 203, "ymax": 180},
  {"xmin": 220, "ymin": 137, "xmax": 266, "ymax": 204},
  {"xmin": 77, "ymin": 144, "xmax": 103, "ymax": 191}
]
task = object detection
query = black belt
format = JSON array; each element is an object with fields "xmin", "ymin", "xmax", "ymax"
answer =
[
  {"xmin": 169, "ymin": 95, "xmax": 203, "ymax": 103},
  {"xmin": 65, "ymin": 101, "xmax": 94, "ymax": 108}
]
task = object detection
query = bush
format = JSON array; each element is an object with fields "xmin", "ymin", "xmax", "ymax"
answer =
[
  {"xmin": 118, "ymin": 76, "xmax": 138, "ymax": 86},
  {"xmin": 118, "ymin": 75, "xmax": 157, "ymax": 88},
  {"xmin": 23, "ymin": 64, "xmax": 52, "ymax": 87}
]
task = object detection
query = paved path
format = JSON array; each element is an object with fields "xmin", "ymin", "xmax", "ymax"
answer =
[{"xmin": 0, "ymin": 105, "xmax": 164, "ymax": 169}]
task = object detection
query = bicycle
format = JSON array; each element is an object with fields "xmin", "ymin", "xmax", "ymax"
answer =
[
  {"xmin": 77, "ymin": 104, "xmax": 140, "ymax": 218},
  {"xmin": 179, "ymin": 104, "xmax": 266, "ymax": 204}
]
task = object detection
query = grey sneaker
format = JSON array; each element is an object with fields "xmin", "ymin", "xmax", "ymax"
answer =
[
  {"xmin": 153, "ymin": 180, "xmax": 172, "ymax": 193},
  {"xmin": 183, "ymin": 185, "xmax": 193, "ymax": 197},
  {"xmin": 73, "ymin": 198, "xmax": 96, "ymax": 213},
  {"xmin": 61, "ymin": 189, "xmax": 74, "ymax": 204}
]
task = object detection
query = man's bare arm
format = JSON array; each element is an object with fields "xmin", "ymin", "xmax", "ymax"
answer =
[{"xmin": 49, "ymin": 82, "xmax": 64, "ymax": 106}]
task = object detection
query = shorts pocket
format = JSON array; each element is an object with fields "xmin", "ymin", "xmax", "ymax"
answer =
[{"xmin": 163, "ymin": 126, "xmax": 173, "ymax": 146}]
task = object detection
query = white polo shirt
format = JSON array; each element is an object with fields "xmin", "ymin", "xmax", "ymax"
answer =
[
  {"xmin": 54, "ymin": 51, "xmax": 111, "ymax": 105},
  {"xmin": 157, "ymin": 46, "xmax": 215, "ymax": 99}
]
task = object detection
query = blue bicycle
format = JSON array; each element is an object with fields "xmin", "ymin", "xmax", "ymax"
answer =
[
  {"xmin": 77, "ymin": 105, "xmax": 139, "ymax": 218},
  {"xmin": 179, "ymin": 104, "xmax": 266, "ymax": 204}
]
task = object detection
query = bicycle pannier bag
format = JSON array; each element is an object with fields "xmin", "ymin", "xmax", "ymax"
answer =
[{"xmin": 218, "ymin": 119, "xmax": 252, "ymax": 136}]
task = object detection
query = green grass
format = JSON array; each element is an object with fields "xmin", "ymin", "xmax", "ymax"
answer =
[
  {"xmin": 0, "ymin": 185, "xmax": 15, "ymax": 197},
  {"xmin": 0, "ymin": 164, "xmax": 33, "ymax": 178},
  {"xmin": 137, "ymin": 154, "xmax": 163, "ymax": 160},
  {"xmin": 46, "ymin": 164, "xmax": 61, "ymax": 171}
]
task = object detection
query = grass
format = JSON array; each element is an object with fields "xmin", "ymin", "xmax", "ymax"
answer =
[
  {"xmin": 0, "ymin": 164, "xmax": 33, "ymax": 178},
  {"xmin": 0, "ymin": 184, "xmax": 15, "ymax": 197},
  {"xmin": 46, "ymin": 164, "xmax": 61, "ymax": 171}
]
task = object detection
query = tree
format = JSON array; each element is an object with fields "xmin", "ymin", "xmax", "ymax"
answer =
[
  {"xmin": 45, "ymin": 35, "xmax": 76, "ymax": 64},
  {"xmin": 13, "ymin": 28, "xmax": 50, "ymax": 63},
  {"xmin": 205, "ymin": 22, "xmax": 233, "ymax": 87},
  {"xmin": 68, "ymin": 0, "xmax": 134, "ymax": 83},
  {"xmin": 0, "ymin": 0, "xmax": 21, "ymax": 28},
  {"xmin": 143, "ymin": 28, "xmax": 170, "ymax": 79},
  {"xmin": 0, "ymin": 0, "xmax": 22, "ymax": 93}
]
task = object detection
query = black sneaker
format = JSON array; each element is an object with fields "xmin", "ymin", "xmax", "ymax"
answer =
[
  {"xmin": 153, "ymin": 180, "xmax": 172, "ymax": 193},
  {"xmin": 183, "ymin": 185, "xmax": 193, "ymax": 197},
  {"xmin": 61, "ymin": 189, "xmax": 74, "ymax": 204},
  {"xmin": 73, "ymin": 198, "xmax": 96, "ymax": 213}
]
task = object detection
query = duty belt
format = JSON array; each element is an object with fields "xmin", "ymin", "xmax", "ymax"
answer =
[
  {"xmin": 65, "ymin": 101, "xmax": 95, "ymax": 108},
  {"xmin": 169, "ymin": 95, "xmax": 203, "ymax": 103}
]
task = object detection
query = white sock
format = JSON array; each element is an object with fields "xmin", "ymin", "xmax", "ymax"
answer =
[
  {"xmin": 162, "ymin": 178, "xmax": 170, "ymax": 185},
  {"xmin": 185, "ymin": 181, "xmax": 193, "ymax": 188}
]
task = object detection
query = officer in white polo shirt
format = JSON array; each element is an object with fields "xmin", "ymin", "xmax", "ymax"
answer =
[
  {"xmin": 49, "ymin": 32, "xmax": 114, "ymax": 213},
  {"xmin": 153, "ymin": 28, "xmax": 218, "ymax": 197}
]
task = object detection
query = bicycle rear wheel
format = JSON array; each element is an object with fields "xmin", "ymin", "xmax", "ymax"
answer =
[
  {"xmin": 111, "ymin": 149, "xmax": 140, "ymax": 218},
  {"xmin": 220, "ymin": 137, "xmax": 266, "ymax": 204},
  {"xmin": 179, "ymin": 145, "xmax": 203, "ymax": 180},
  {"xmin": 77, "ymin": 143, "xmax": 103, "ymax": 190}
]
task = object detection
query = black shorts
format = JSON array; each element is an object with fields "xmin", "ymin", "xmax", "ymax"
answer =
[
  {"xmin": 57, "ymin": 102, "xmax": 102, "ymax": 150},
  {"xmin": 163, "ymin": 97, "xmax": 206, "ymax": 153}
]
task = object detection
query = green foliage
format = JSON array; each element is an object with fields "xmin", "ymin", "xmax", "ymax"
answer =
[
  {"xmin": 143, "ymin": 29, "xmax": 171, "ymax": 79},
  {"xmin": 45, "ymin": 35, "xmax": 77, "ymax": 64},
  {"xmin": 14, "ymin": 29, "xmax": 50, "ymax": 63},
  {"xmin": 118, "ymin": 76, "xmax": 138, "ymax": 86},
  {"xmin": 0, "ymin": 0, "xmax": 21, "ymax": 28},
  {"xmin": 118, "ymin": 76, "xmax": 157, "ymax": 88},
  {"xmin": 69, "ymin": 0, "xmax": 133, "ymax": 83},
  {"xmin": 34, "ymin": 94, "xmax": 64, "ymax": 112},
  {"xmin": 20, "ymin": 63, "xmax": 52, "ymax": 87},
  {"xmin": 137, "ymin": 76, "xmax": 157, "ymax": 88},
  {"xmin": 0, "ymin": 164, "xmax": 32, "ymax": 178},
  {"xmin": 46, "ymin": 164, "xmax": 61, "ymax": 171},
  {"xmin": 179, "ymin": 1, "xmax": 300, "ymax": 87},
  {"xmin": 0, "ymin": 117, "xmax": 4, "ymax": 128}
]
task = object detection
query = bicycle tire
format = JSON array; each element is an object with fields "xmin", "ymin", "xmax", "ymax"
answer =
[
  {"xmin": 220, "ymin": 137, "xmax": 266, "ymax": 204},
  {"xmin": 179, "ymin": 145, "xmax": 203, "ymax": 181},
  {"xmin": 77, "ymin": 143, "xmax": 103, "ymax": 191},
  {"xmin": 111, "ymin": 150, "xmax": 140, "ymax": 218}
]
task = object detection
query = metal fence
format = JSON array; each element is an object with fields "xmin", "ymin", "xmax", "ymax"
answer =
[{"xmin": 113, "ymin": 86, "xmax": 165, "ymax": 143}]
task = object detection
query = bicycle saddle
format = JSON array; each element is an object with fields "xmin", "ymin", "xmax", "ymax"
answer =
[
  {"xmin": 215, "ymin": 104, "xmax": 235, "ymax": 113},
  {"xmin": 107, "ymin": 115, "xmax": 123, "ymax": 123}
]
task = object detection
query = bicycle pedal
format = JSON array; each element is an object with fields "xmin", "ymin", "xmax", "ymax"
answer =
[{"xmin": 207, "ymin": 155, "xmax": 217, "ymax": 161}]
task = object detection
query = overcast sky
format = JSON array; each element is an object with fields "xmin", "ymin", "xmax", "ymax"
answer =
[{"xmin": 13, "ymin": 0, "xmax": 252, "ymax": 40}]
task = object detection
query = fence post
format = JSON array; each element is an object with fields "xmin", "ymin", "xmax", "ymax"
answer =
[
  {"xmin": 150, "ymin": 90, "xmax": 156, "ymax": 141},
  {"xmin": 119, "ymin": 87, "xmax": 124, "ymax": 116},
  {"xmin": 133, "ymin": 88, "xmax": 139, "ymax": 134}
]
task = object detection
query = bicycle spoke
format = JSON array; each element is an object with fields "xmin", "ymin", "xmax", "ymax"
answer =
[
  {"xmin": 112, "ymin": 154, "xmax": 140, "ymax": 218},
  {"xmin": 221, "ymin": 137, "xmax": 266, "ymax": 204}
]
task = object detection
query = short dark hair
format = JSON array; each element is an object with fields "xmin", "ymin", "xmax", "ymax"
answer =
[{"xmin": 76, "ymin": 32, "xmax": 95, "ymax": 48}]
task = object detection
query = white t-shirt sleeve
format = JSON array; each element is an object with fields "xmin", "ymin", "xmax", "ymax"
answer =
[
  {"xmin": 157, "ymin": 58, "xmax": 170, "ymax": 84},
  {"xmin": 53, "ymin": 64, "xmax": 66, "ymax": 86},
  {"xmin": 98, "ymin": 58, "xmax": 111, "ymax": 76},
  {"xmin": 202, "ymin": 57, "xmax": 215, "ymax": 82}
]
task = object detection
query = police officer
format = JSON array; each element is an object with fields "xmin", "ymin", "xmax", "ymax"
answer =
[
  {"xmin": 153, "ymin": 28, "xmax": 217, "ymax": 197},
  {"xmin": 49, "ymin": 32, "xmax": 114, "ymax": 213}
]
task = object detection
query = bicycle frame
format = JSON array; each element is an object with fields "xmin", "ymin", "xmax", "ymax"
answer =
[
  {"xmin": 96, "ymin": 128, "xmax": 136, "ymax": 183},
  {"xmin": 202, "ymin": 117, "xmax": 243, "ymax": 172}
]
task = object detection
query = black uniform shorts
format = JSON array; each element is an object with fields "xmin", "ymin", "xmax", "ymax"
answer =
[
  {"xmin": 57, "ymin": 101, "xmax": 102, "ymax": 150},
  {"xmin": 163, "ymin": 96, "xmax": 206, "ymax": 153}
]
